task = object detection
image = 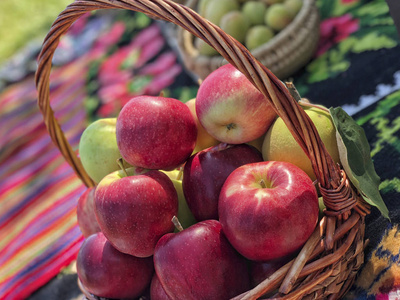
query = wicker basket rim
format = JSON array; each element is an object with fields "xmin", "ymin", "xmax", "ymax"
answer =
[{"xmin": 34, "ymin": 1, "xmax": 369, "ymax": 299}]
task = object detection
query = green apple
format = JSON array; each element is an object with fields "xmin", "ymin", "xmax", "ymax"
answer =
[
  {"xmin": 242, "ymin": 1, "xmax": 267, "ymax": 26},
  {"xmin": 198, "ymin": 0, "xmax": 212, "ymax": 16},
  {"xmin": 161, "ymin": 169, "xmax": 197, "ymax": 230},
  {"xmin": 195, "ymin": 37, "xmax": 219, "ymax": 56},
  {"xmin": 245, "ymin": 25, "xmax": 275, "ymax": 50},
  {"xmin": 265, "ymin": 3, "xmax": 293, "ymax": 32},
  {"xmin": 264, "ymin": 0, "xmax": 284, "ymax": 4},
  {"xmin": 219, "ymin": 11, "xmax": 250, "ymax": 44},
  {"xmin": 284, "ymin": 0, "xmax": 303, "ymax": 18},
  {"xmin": 203, "ymin": 0, "xmax": 239, "ymax": 26},
  {"xmin": 79, "ymin": 118, "xmax": 130, "ymax": 184},
  {"xmin": 262, "ymin": 106, "xmax": 341, "ymax": 181}
]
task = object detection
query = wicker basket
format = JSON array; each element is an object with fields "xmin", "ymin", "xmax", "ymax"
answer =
[
  {"xmin": 176, "ymin": 0, "xmax": 320, "ymax": 80},
  {"xmin": 35, "ymin": 0, "xmax": 370, "ymax": 299}
]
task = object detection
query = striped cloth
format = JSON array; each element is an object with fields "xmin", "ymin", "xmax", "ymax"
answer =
[
  {"xmin": 0, "ymin": 11, "xmax": 186, "ymax": 299},
  {"xmin": 0, "ymin": 61, "xmax": 88, "ymax": 300}
]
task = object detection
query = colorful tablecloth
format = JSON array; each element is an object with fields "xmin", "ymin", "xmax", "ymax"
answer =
[{"xmin": 0, "ymin": 0, "xmax": 399, "ymax": 299}]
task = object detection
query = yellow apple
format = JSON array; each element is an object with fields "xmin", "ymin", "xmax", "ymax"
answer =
[
  {"xmin": 186, "ymin": 98, "xmax": 219, "ymax": 153},
  {"xmin": 246, "ymin": 132, "xmax": 267, "ymax": 152},
  {"xmin": 262, "ymin": 106, "xmax": 340, "ymax": 181},
  {"xmin": 161, "ymin": 169, "xmax": 197, "ymax": 230}
]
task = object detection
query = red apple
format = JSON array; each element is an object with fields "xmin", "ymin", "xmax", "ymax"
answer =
[
  {"xmin": 154, "ymin": 220, "xmax": 251, "ymax": 300},
  {"xmin": 219, "ymin": 161, "xmax": 319, "ymax": 261},
  {"xmin": 95, "ymin": 167, "xmax": 178, "ymax": 257},
  {"xmin": 150, "ymin": 274, "xmax": 171, "ymax": 300},
  {"xmin": 195, "ymin": 64, "xmax": 276, "ymax": 144},
  {"xmin": 183, "ymin": 143, "xmax": 263, "ymax": 221},
  {"xmin": 76, "ymin": 232, "xmax": 154, "ymax": 299},
  {"xmin": 116, "ymin": 95, "xmax": 197, "ymax": 170},
  {"xmin": 185, "ymin": 98, "xmax": 219, "ymax": 153},
  {"xmin": 76, "ymin": 187, "xmax": 101, "ymax": 238}
]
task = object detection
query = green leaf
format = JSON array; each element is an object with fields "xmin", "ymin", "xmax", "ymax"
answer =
[
  {"xmin": 329, "ymin": 107, "xmax": 389, "ymax": 219},
  {"xmin": 351, "ymin": 32, "xmax": 397, "ymax": 53},
  {"xmin": 307, "ymin": 55, "xmax": 330, "ymax": 83},
  {"xmin": 355, "ymin": 1, "xmax": 389, "ymax": 18},
  {"xmin": 331, "ymin": 0, "xmax": 359, "ymax": 17},
  {"xmin": 316, "ymin": 0, "xmax": 335, "ymax": 19},
  {"xmin": 361, "ymin": 16, "xmax": 394, "ymax": 27},
  {"xmin": 307, "ymin": 49, "xmax": 351, "ymax": 83}
]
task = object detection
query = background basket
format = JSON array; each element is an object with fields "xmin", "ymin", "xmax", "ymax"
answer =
[
  {"xmin": 176, "ymin": 0, "xmax": 320, "ymax": 80},
  {"xmin": 35, "ymin": 0, "xmax": 370, "ymax": 299}
]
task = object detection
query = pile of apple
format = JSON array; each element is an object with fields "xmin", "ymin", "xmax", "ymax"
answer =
[
  {"xmin": 195, "ymin": 0, "xmax": 303, "ymax": 55},
  {"xmin": 76, "ymin": 64, "xmax": 340, "ymax": 299}
]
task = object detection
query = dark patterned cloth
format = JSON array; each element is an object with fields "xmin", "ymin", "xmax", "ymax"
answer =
[
  {"xmin": 291, "ymin": 1, "xmax": 400, "ymax": 298},
  {"xmin": 0, "ymin": 0, "xmax": 399, "ymax": 299}
]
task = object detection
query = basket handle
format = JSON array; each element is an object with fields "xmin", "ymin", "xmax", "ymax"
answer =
[{"xmin": 36, "ymin": 0, "xmax": 340, "ymax": 192}]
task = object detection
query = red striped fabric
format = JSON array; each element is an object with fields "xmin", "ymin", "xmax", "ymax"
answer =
[
  {"xmin": 0, "ymin": 13, "xmax": 184, "ymax": 299},
  {"xmin": 0, "ymin": 63, "xmax": 88, "ymax": 299}
]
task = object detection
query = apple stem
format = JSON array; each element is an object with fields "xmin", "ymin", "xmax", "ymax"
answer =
[
  {"xmin": 226, "ymin": 123, "xmax": 237, "ymax": 131},
  {"xmin": 171, "ymin": 216, "xmax": 184, "ymax": 232},
  {"xmin": 259, "ymin": 179, "xmax": 268, "ymax": 189},
  {"xmin": 117, "ymin": 157, "xmax": 129, "ymax": 177}
]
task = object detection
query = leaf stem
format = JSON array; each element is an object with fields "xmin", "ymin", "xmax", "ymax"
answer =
[
  {"xmin": 285, "ymin": 81, "xmax": 302, "ymax": 102},
  {"xmin": 298, "ymin": 100, "xmax": 330, "ymax": 113}
]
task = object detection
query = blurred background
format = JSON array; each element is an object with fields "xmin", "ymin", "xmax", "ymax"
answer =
[
  {"xmin": 0, "ymin": 0, "xmax": 72, "ymax": 64},
  {"xmin": 1, "ymin": 0, "xmax": 400, "ymax": 299}
]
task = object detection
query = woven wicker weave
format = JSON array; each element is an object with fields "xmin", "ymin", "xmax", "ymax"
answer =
[
  {"xmin": 35, "ymin": 0, "xmax": 370, "ymax": 299},
  {"xmin": 176, "ymin": 0, "xmax": 320, "ymax": 80}
]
